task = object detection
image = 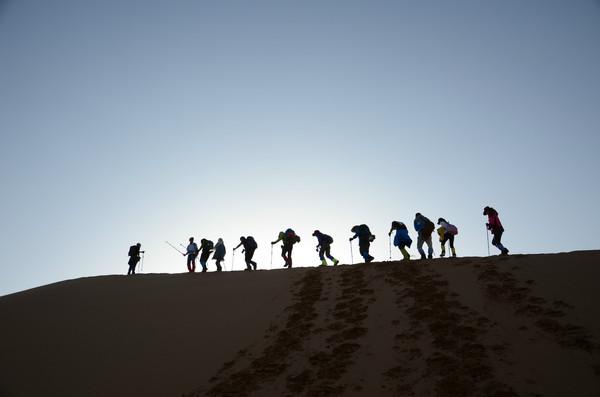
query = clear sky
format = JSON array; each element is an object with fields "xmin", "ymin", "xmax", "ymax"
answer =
[{"xmin": 1, "ymin": 0, "xmax": 599, "ymax": 297}]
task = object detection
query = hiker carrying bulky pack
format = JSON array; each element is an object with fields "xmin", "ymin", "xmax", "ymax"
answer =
[
  {"xmin": 483, "ymin": 206, "xmax": 509, "ymax": 255},
  {"xmin": 271, "ymin": 228, "xmax": 300, "ymax": 268},
  {"xmin": 414, "ymin": 213, "xmax": 435, "ymax": 259},
  {"xmin": 127, "ymin": 243, "xmax": 144, "ymax": 275},
  {"xmin": 234, "ymin": 236, "xmax": 258, "ymax": 270},
  {"xmin": 184, "ymin": 237, "xmax": 199, "ymax": 272},
  {"xmin": 349, "ymin": 224, "xmax": 375, "ymax": 263},
  {"xmin": 212, "ymin": 238, "xmax": 226, "ymax": 272},
  {"xmin": 437, "ymin": 218, "xmax": 458, "ymax": 258},
  {"xmin": 199, "ymin": 238, "xmax": 214, "ymax": 272},
  {"xmin": 312, "ymin": 230, "xmax": 339, "ymax": 266},
  {"xmin": 388, "ymin": 221, "xmax": 412, "ymax": 261}
]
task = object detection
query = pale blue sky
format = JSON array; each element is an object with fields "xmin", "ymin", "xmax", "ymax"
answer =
[{"xmin": 1, "ymin": 0, "xmax": 599, "ymax": 296}]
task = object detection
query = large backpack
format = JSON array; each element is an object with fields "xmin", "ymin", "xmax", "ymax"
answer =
[
  {"xmin": 359, "ymin": 224, "xmax": 375, "ymax": 242},
  {"xmin": 285, "ymin": 228, "xmax": 300, "ymax": 244},
  {"xmin": 206, "ymin": 240, "xmax": 214, "ymax": 250},
  {"xmin": 128, "ymin": 245, "xmax": 137, "ymax": 256},
  {"xmin": 445, "ymin": 223, "xmax": 458, "ymax": 235},
  {"xmin": 421, "ymin": 219, "xmax": 435, "ymax": 237},
  {"xmin": 358, "ymin": 224, "xmax": 369, "ymax": 237},
  {"xmin": 323, "ymin": 234, "xmax": 334, "ymax": 244},
  {"xmin": 246, "ymin": 236, "xmax": 258, "ymax": 249}
]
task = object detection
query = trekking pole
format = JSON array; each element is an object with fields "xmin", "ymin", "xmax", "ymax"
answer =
[
  {"xmin": 140, "ymin": 251, "xmax": 145, "ymax": 273},
  {"xmin": 270, "ymin": 244, "xmax": 273, "ymax": 270},
  {"xmin": 486, "ymin": 226, "xmax": 490, "ymax": 256},
  {"xmin": 166, "ymin": 241, "xmax": 185, "ymax": 255},
  {"xmin": 388, "ymin": 234, "xmax": 392, "ymax": 260},
  {"xmin": 349, "ymin": 240, "xmax": 354, "ymax": 265},
  {"xmin": 231, "ymin": 249, "xmax": 235, "ymax": 271}
]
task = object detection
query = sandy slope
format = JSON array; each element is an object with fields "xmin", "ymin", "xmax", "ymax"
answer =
[{"xmin": 1, "ymin": 251, "xmax": 599, "ymax": 397}]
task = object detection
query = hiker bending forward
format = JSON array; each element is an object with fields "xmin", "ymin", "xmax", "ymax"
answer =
[
  {"xmin": 312, "ymin": 230, "xmax": 339, "ymax": 266},
  {"xmin": 271, "ymin": 228, "xmax": 300, "ymax": 268},
  {"xmin": 414, "ymin": 213, "xmax": 434, "ymax": 259},
  {"xmin": 484, "ymin": 206, "xmax": 509, "ymax": 255},
  {"xmin": 199, "ymin": 238, "xmax": 214, "ymax": 272},
  {"xmin": 437, "ymin": 218, "xmax": 458, "ymax": 258},
  {"xmin": 388, "ymin": 221, "xmax": 412, "ymax": 261},
  {"xmin": 127, "ymin": 243, "xmax": 143, "ymax": 275},
  {"xmin": 349, "ymin": 224, "xmax": 375, "ymax": 263},
  {"xmin": 234, "ymin": 236, "xmax": 258, "ymax": 271}
]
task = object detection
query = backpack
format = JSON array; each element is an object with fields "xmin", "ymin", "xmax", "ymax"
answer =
[
  {"xmin": 246, "ymin": 236, "xmax": 258, "ymax": 249},
  {"xmin": 421, "ymin": 219, "xmax": 435, "ymax": 237},
  {"xmin": 392, "ymin": 221, "xmax": 407, "ymax": 231},
  {"xmin": 358, "ymin": 224, "xmax": 369, "ymax": 237},
  {"xmin": 445, "ymin": 223, "xmax": 458, "ymax": 235},
  {"xmin": 285, "ymin": 228, "xmax": 300, "ymax": 244},
  {"xmin": 128, "ymin": 245, "xmax": 137, "ymax": 256},
  {"xmin": 359, "ymin": 224, "xmax": 375, "ymax": 242},
  {"xmin": 323, "ymin": 234, "xmax": 334, "ymax": 244},
  {"xmin": 206, "ymin": 240, "xmax": 214, "ymax": 250}
]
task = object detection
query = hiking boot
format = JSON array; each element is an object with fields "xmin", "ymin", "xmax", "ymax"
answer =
[
  {"xmin": 452, "ymin": 253, "xmax": 457, "ymax": 258},
  {"xmin": 366, "ymin": 255, "xmax": 374, "ymax": 263},
  {"xmin": 427, "ymin": 254, "xmax": 433, "ymax": 259},
  {"xmin": 420, "ymin": 254, "xmax": 426, "ymax": 260},
  {"xmin": 440, "ymin": 251, "xmax": 446, "ymax": 258},
  {"xmin": 501, "ymin": 249, "xmax": 509, "ymax": 256},
  {"xmin": 252, "ymin": 263, "xmax": 257, "ymax": 270},
  {"xmin": 333, "ymin": 259, "xmax": 339, "ymax": 266}
]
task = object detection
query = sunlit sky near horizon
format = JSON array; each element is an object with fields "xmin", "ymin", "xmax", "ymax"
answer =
[{"xmin": 1, "ymin": 1, "xmax": 599, "ymax": 297}]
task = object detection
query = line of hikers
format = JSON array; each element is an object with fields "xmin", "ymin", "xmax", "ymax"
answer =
[{"xmin": 126, "ymin": 206, "xmax": 509, "ymax": 274}]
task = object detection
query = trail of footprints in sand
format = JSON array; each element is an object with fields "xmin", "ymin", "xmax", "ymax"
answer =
[
  {"xmin": 185, "ymin": 260, "xmax": 599, "ymax": 396},
  {"xmin": 185, "ymin": 267, "xmax": 373, "ymax": 397},
  {"xmin": 378, "ymin": 262, "xmax": 516, "ymax": 397},
  {"xmin": 286, "ymin": 266, "xmax": 374, "ymax": 395}
]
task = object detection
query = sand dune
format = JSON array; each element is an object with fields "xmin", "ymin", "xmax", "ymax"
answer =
[{"xmin": 1, "ymin": 251, "xmax": 599, "ymax": 396}]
